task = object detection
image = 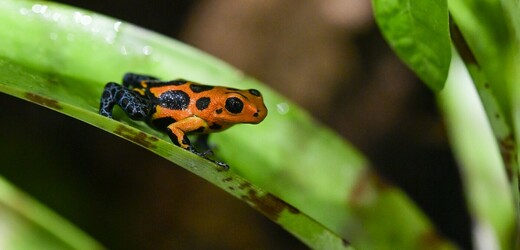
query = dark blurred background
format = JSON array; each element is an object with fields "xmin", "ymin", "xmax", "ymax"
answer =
[{"xmin": 0, "ymin": 1, "xmax": 472, "ymax": 249}]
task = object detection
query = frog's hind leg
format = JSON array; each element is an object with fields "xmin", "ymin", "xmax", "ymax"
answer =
[
  {"xmin": 99, "ymin": 82, "xmax": 152, "ymax": 120},
  {"xmin": 122, "ymin": 73, "xmax": 160, "ymax": 88}
]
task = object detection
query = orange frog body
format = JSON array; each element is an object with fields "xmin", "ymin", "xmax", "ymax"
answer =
[{"xmin": 99, "ymin": 73, "xmax": 268, "ymax": 169}]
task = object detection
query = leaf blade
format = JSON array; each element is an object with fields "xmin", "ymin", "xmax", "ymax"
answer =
[{"xmin": 373, "ymin": 0, "xmax": 451, "ymax": 91}]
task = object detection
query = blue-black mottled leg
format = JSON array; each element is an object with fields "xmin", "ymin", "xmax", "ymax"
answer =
[
  {"xmin": 99, "ymin": 82, "xmax": 152, "ymax": 120},
  {"xmin": 122, "ymin": 73, "xmax": 160, "ymax": 88}
]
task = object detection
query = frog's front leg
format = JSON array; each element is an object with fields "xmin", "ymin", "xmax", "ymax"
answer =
[
  {"xmin": 166, "ymin": 117, "xmax": 208, "ymax": 152},
  {"xmin": 166, "ymin": 117, "xmax": 229, "ymax": 169},
  {"xmin": 99, "ymin": 82, "xmax": 152, "ymax": 120}
]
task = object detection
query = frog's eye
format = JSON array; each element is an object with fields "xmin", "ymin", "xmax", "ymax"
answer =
[
  {"xmin": 225, "ymin": 97, "xmax": 244, "ymax": 114},
  {"xmin": 248, "ymin": 89, "xmax": 261, "ymax": 97}
]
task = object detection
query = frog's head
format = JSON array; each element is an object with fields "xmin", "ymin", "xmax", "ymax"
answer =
[{"xmin": 212, "ymin": 88, "xmax": 268, "ymax": 125}]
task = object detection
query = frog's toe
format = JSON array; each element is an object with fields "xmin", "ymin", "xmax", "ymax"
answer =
[
  {"xmin": 187, "ymin": 147, "xmax": 228, "ymax": 170},
  {"xmin": 201, "ymin": 149, "xmax": 214, "ymax": 157},
  {"xmin": 188, "ymin": 147, "xmax": 213, "ymax": 158},
  {"xmin": 215, "ymin": 161, "xmax": 229, "ymax": 170}
]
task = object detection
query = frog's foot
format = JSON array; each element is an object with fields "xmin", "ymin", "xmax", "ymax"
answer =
[
  {"xmin": 194, "ymin": 134, "xmax": 217, "ymax": 155},
  {"xmin": 189, "ymin": 147, "xmax": 213, "ymax": 157},
  {"xmin": 200, "ymin": 149, "xmax": 214, "ymax": 157},
  {"xmin": 214, "ymin": 161, "xmax": 230, "ymax": 170},
  {"xmin": 188, "ymin": 146, "xmax": 229, "ymax": 170},
  {"xmin": 166, "ymin": 124, "xmax": 228, "ymax": 170}
]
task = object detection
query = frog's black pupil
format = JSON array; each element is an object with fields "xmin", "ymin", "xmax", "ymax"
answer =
[{"xmin": 225, "ymin": 97, "xmax": 243, "ymax": 114}]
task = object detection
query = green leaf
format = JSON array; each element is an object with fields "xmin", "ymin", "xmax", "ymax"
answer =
[
  {"xmin": 0, "ymin": 0, "xmax": 457, "ymax": 248},
  {"xmin": 0, "ymin": 176, "xmax": 103, "ymax": 249},
  {"xmin": 373, "ymin": 0, "xmax": 451, "ymax": 91},
  {"xmin": 446, "ymin": 0, "xmax": 520, "ymax": 247},
  {"xmin": 439, "ymin": 53, "xmax": 516, "ymax": 250},
  {"xmin": 448, "ymin": 0, "xmax": 518, "ymax": 126},
  {"xmin": 0, "ymin": 50, "xmax": 352, "ymax": 250}
]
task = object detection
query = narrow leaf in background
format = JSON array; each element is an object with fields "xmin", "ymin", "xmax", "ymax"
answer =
[{"xmin": 439, "ymin": 52, "xmax": 515, "ymax": 250}]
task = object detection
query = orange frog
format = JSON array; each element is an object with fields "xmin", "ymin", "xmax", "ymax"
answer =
[{"xmin": 99, "ymin": 73, "xmax": 268, "ymax": 169}]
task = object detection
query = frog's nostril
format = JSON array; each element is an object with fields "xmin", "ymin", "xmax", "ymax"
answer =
[{"xmin": 253, "ymin": 112, "xmax": 259, "ymax": 117}]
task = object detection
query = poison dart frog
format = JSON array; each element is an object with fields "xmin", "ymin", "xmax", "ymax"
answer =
[{"xmin": 99, "ymin": 73, "xmax": 268, "ymax": 169}]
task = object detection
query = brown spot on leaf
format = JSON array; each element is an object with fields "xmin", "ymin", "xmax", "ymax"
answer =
[
  {"xmin": 499, "ymin": 133, "xmax": 516, "ymax": 181},
  {"xmin": 222, "ymin": 177, "xmax": 233, "ymax": 182},
  {"xmin": 241, "ymin": 186, "xmax": 299, "ymax": 221},
  {"xmin": 418, "ymin": 229, "xmax": 445, "ymax": 249},
  {"xmin": 450, "ymin": 19, "xmax": 479, "ymax": 67},
  {"xmin": 238, "ymin": 181, "xmax": 252, "ymax": 190},
  {"xmin": 25, "ymin": 93, "xmax": 62, "ymax": 110},
  {"xmin": 342, "ymin": 238, "xmax": 351, "ymax": 247},
  {"xmin": 349, "ymin": 168, "xmax": 390, "ymax": 207},
  {"xmin": 114, "ymin": 125, "xmax": 158, "ymax": 149}
]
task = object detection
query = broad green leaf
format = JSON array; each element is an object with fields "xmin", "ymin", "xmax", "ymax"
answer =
[
  {"xmin": 0, "ymin": 51, "xmax": 351, "ymax": 250},
  {"xmin": 0, "ymin": 0, "xmax": 456, "ymax": 248},
  {"xmin": 373, "ymin": 0, "xmax": 451, "ymax": 91}
]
